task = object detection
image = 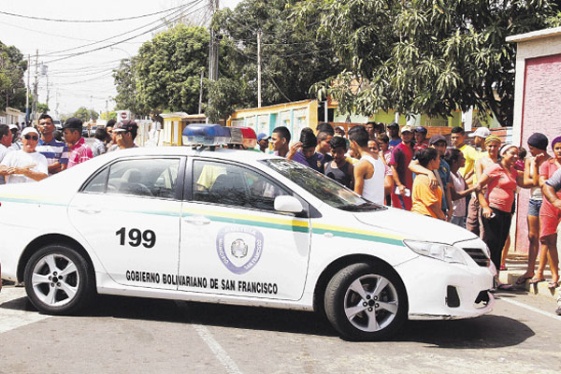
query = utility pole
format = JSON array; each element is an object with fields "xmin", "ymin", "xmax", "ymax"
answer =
[
  {"xmin": 257, "ymin": 29, "xmax": 262, "ymax": 108},
  {"xmin": 25, "ymin": 54, "xmax": 30, "ymax": 125},
  {"xmin": 208, "ymin": 0, "xmax": 219, "ymax": 82},
  {"xmin": 198, "ymin": 69, "xmax": 204, "ymax": 114},
  {"xmin": 42, "ymin": 63, "xmax": 49, "ymax": 109},
  {"xmin": 32, "ymin": 50, "xmax": 38, "ymax": 125}
]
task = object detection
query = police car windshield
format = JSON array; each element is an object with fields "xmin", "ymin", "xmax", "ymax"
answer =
[{"xmin": 264, "ymin": 159, "xmax": 385, "ymax": 211}]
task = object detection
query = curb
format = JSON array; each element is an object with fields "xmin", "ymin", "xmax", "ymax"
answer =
[{"xmin": 499, "ymin": 254, "xmax": 560, "ymax": 299}]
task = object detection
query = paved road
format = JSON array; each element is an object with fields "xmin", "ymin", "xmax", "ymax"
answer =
[{"xmin": 1, "ymin": 286, "xmax": 560, "ymax": 374}]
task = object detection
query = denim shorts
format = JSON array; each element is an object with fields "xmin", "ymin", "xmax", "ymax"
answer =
[{"xmin": 528, "ymin": 198, "xmax": 542, "ymax": 217}]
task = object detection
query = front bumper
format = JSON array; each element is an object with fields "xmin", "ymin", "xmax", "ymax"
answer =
[{"xmin": 396, "ymin": 254, "xmax": 495, "ymax": 320}]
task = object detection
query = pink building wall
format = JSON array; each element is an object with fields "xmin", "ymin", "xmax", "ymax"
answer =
[{"xmin": 509, "ymin": 27, "xmax": 561, "ymax": 255}]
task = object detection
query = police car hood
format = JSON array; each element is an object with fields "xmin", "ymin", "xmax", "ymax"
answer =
[{"xmin": 353, "ymin": 207, "xmax": 477, "ymax": 245}]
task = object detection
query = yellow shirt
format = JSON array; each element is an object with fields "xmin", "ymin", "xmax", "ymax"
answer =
[{"xmin": 458, "ymin": 144, "xmax": 479, "ymax": 178}]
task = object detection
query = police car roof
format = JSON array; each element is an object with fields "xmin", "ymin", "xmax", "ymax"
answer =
[{"xmin": 101, "ymin": 146, "xmax": 275, "ymax": 163}]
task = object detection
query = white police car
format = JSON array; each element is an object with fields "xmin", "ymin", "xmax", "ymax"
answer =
[{"xmin": 0, "ymin": 124, "xmax": 494, "ymax": 341}]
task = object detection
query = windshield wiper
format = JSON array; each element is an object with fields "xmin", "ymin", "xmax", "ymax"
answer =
[{"xmin": 339, "ymin": 202, "xmax": 386, "ymax": 212}]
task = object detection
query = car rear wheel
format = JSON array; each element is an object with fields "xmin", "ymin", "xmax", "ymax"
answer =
[
  {"xmin": 324, "ymin": 262, "xmax": 407, "ymax": 341},
  {"xmin": 24, "ymin": 245, "xmax": 94, "ymax": 315}
]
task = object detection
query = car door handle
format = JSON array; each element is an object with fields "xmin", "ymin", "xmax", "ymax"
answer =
[
  {"xmin": 184, "ymin": 216, "xmax": 211, "ymax": 225},
  {"xmin": 76, "ymin": 206, "xmax": 102, "ymax": 214}
]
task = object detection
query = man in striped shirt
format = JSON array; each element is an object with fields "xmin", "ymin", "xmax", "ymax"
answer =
[
  {"xmin": 62, "ymin": 117, "xmax": 93, "ymax": 168},
  {"xmin": 36, "ymin": 113, "xmax": 68, "ymax": 175}
]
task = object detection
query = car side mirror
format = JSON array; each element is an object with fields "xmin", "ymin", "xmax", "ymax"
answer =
[{"xmin": 274, "ymin": 195, "xmax": 303, "ymax": 214}]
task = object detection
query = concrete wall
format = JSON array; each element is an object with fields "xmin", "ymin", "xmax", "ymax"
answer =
[{"xmin": 508, "ymin": 26, "xmax": 561, "ymax": 255}]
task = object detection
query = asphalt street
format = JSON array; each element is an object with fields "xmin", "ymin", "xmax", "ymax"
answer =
[{"xmin": 1, "ymin": 283, "xmax": 560, "ymax": 374}]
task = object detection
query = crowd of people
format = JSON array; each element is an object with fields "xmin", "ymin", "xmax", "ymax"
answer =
[
  {"xmin": 0, "ymin": 114, "xmax": 139, "ymax": 185},
  {"xmin": 1, "ymin": 117, "xmax": 560, "ymax": 314},
  {"xmin": 258, "ymin": 121, "xmax": 561, "ymax": 315}
]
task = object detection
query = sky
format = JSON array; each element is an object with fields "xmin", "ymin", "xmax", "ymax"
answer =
[{"xmin": 0, "ymin": 0, "xmax": 241, "ymax": 118}]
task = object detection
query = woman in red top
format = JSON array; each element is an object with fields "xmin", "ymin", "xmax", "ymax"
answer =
[
  {"xmin": 536, "ymin": 136, "xmax": 561, "ymax": 289},
  {"xmin": 477, "ymin": 144, "xmax": 525, "ymax": 289}
]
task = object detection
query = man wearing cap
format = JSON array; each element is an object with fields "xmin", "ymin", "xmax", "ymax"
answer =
[
  {"xmin": 113, "ymin": 120, "xmax": 139, "ymax": 150},
  {"xmin": 257, "ymin": 133, "xmax": 270, "ymax": 153},
  {"xmin": 334, "ymin": 126, "xmax": 346, "ymax": 137},
  {"xmin": 387, "ymin": 122, "xmax": 401, "ymax": 149},
  {"xmin": 413, "ymin": 126, "xmax": 429, "ymax": 152},
  {"xmin": 0, "ymin": 127, "xmax": 48, "ymax": 183},
  {"xmin": 469, "ymin": 127, "xmax": 491, "ymax": 151},
  {"xmin": 36, "ymin": 113, "xmax": 68, "ymax": 175},
  {"xmin": 409, "ymin": 134, "xmax": 453, "ymax": 220},
  {"xmin": 389, "ymin": 125, "xmax": 414, "ymax": 210},
  {"xmin": 9, "ymin": 124, "xmax": 22, "ymax": 150},
  {"xmin": 63, "ymin": 117, "xmax": 93, "ymax": 168}
]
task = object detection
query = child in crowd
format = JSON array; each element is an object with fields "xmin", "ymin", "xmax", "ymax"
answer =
[{"xmin": 325, "ymin": 136, "xmax": 354, "ymax": 189}]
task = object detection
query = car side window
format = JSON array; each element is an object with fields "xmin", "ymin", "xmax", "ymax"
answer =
[
  {"xmin": 192, "ymin": 160, "xmax": 289, "ymax": 211},
  {"xmin": 83, "ymin": 158, "xmax": 180, "ymax": 199}
]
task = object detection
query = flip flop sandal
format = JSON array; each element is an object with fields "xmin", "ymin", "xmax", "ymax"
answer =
[
  {"xmin": 515, "ymin": 276, "xmax": 533, "ymax": 285},
  {"xmin": 497, "ymin": 284, "xmax": 514, "ymax": 291}
]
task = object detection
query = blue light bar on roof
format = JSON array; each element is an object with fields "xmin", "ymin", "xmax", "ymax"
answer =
[{"xmin": 182, "ymin": 124, "xmax": 230, "ymax": 146}]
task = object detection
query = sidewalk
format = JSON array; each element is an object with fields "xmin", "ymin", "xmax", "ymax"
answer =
[{"xmin": 499, "ymin": 253, "xmax": 560, "ymax": 298}]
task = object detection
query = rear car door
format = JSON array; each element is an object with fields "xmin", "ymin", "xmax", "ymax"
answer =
[{"xmin": 68, "ymin": 156, "xmax": 185, "ymax": 290}]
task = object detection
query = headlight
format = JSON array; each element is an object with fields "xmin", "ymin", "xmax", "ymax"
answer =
[{"xmin": 404, "ymin": 240, "xmax": 467, "ymax": 265}]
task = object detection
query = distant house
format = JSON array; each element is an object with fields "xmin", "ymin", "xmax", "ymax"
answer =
[
  {"xmin": 0, "ymin": 107, "xmax": 24, "ymax": 127},
  {"xmin": 507, "ymin": 26, "xmax": 561, "ymax": 255}
]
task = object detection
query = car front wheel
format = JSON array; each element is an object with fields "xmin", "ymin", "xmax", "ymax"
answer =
[
  {"xmin": 24, "ymin": 245, "xmax": 94, "ymax": 315},
  {"xmin": 324, "ymin": 262, "xmax": 407, "ymax": 341}
]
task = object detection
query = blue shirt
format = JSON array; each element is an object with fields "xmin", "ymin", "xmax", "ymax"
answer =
[
  {"xmin": 293, "ymin": 151, "xmax": 325, "ymax": 173},
  {"xmin": 37, "ymin": 138, "xmax": 69, "ymax": 174}
]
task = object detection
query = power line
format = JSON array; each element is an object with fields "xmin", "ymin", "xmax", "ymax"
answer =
[
  {"xmin": 0, "ymin": 3, "xmax": 190, "ymax": 23},
  {"xmin": 43, "ymin": 1, "xmax": 208, "ymax": 64},
  {"xmin": 41, "ymin": 1, "xmax": 204, "ymax": 57}
]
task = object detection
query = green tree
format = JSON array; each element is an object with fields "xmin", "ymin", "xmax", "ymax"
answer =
[
  {"xmin": 135, "ymin": 24, "xmax": 210, "ymax": 114},
  {"xmin": 213, "ymin": 0, "xmax": 343, "ymax": 107},
  {"xmin": 0, "ymin": 41, "xmax": 27, "ymax": 111},
  {"xmin": 73, "ymin": 107, "xmax": 98, "ymax": 122},
  {"xmin": 36, "ymin": 103, "xmax": 49, "ymax": 114},
  {"xmin": 295, "ymin": 0, "xmax": 561, "ymax": 126},
  {"xmin": 113, "ymin": 58, "xmax": 141, "ymax": 115},
  {"xmin": 100, "ymin": 111, "xmax": 117, "ymax": 121}
]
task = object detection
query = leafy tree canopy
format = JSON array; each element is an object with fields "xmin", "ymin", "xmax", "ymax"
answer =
[
  {"xmin": 73, "ymin": 107, "xmax": 98, "ymax": 122},
  {"xmin": 213, "ymin": 0, "xmax": 343, "ymax": 107},
  {"xmin": 134, "ymin": 24, "xmax": 210, "ymax": 115},
  {"xmin": 294, "ymin": 0, "xmax": 561, "ymax": 126},
  {"xmin": 0, "ymin": 41, "xmax": 28, "ymax": 111}
]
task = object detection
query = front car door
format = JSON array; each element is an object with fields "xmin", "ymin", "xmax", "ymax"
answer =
[{"xmin": 178, "ymin": 158, "xmax": 311, "ymax": 301}]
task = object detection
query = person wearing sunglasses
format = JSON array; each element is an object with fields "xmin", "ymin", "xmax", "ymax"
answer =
[{"xmin": 0, "ymin": 127, "xmax": 48, "ymax": 183}]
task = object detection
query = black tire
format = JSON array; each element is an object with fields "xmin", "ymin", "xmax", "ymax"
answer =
[
  {"xmin": 324, "ymin": 262, "xmax": 407, "ymax": 341},
  {"xmin": 24, "ymin": 245, "xmax": 95, "ymax": 315}
]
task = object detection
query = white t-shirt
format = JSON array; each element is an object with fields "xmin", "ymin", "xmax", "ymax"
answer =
[
  {"xmin": 450, "ymin": 171, "xmax": 467, "ymax": 217},
  {"xmin": 1, "ymin": 150, "xmax": 48, "ymax": 183},
  {"xmin": 0, "ymin": 144, "xmax": 12, "ymax": 185}
]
